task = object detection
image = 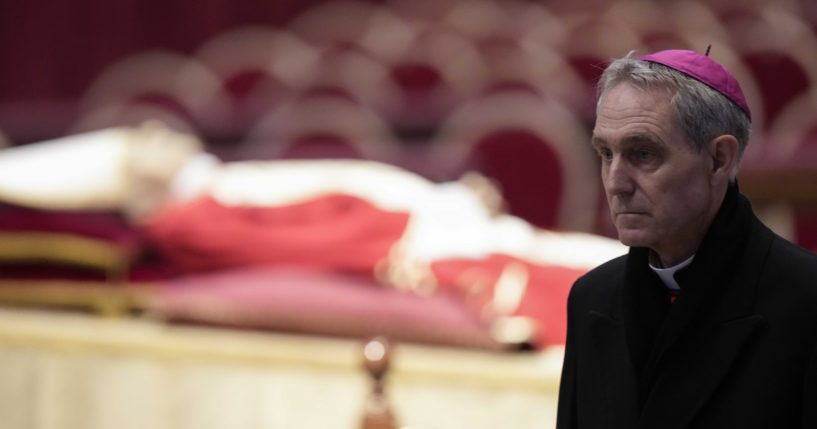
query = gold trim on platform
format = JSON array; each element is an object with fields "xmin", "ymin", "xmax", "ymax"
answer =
[
  {"xmin": 0, "ymin": 231, "xmax": 132, "ymax": 273},
  {"xmin": 0, "ymin": 280, "xmax": 147, "ymax": 317}
]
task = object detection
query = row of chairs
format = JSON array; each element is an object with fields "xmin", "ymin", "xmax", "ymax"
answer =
[
  {"xmin": 69, "ymin": 0, "xmax": 817, "ymax": 146},
  {"xmin": 4, "ymin": 0, "xmax": 816, "ymax": 245}
]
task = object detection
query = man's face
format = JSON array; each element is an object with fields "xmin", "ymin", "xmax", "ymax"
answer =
[{"xmin": 592, "ymin": 82, "xmax": 716, "ymax": 265}]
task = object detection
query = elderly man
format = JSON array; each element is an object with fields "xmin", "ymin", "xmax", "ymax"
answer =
[{"xmin": 556, "ymin": 49, "xmax": 817, "ymax": 428}]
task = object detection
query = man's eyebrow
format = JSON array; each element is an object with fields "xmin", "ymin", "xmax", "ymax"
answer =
[
  {"xmin": 590, "ymin": 133, "xmax": 663, "ymax": 148},
  {"xmin": 621, "ymin": 133, "xmax": 663, "ymax": 146},
  {"xmin": 590, "ymin": 136, "xmax": 606, "ymax": 148}
]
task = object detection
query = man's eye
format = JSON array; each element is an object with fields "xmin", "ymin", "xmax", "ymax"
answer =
[
  {"xmin": 598, "ymin": 149, "xmax": 613, "ymax": 161},
  {"xmin": 634, "ymin": 150, "xmax": 654, "ymax": 162}
]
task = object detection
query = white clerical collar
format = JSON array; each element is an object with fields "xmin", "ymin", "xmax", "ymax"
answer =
[{"xmin": 649, "ymin": 254, "xmax": 695, "ymax": 291}]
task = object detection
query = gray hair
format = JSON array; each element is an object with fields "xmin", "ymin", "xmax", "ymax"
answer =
[{"xmin": 597, "ymin": 52, "xmax": 751, "ymax": 159}]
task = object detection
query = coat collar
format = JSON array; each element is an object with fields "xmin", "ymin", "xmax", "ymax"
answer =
[{"xmin": 588, "ymin": 183, "xmax": 774, "ymax": 428}]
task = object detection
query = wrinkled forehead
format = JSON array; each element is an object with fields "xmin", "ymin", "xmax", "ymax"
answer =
[
  {"xmin": 595, "ymin": 82, "xmax": 677, "ymax": 124},
  {"xmin": 598, "ymin": 79, "xmax": 677, "ymax": 106},
  {"xmin": 593, "ymin": 82, "xmax": 684, "ymax": 146}
]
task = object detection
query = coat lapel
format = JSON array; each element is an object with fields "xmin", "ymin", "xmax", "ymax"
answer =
[
  {"xmin": 587, "ymin": 310, "xmax": 640, "ymax": 428},
  {"xmin": 638, "ymin": 314, "xmax": 764, "ymax": 428},
  {"xmin": 581, "ymin": 248, "xmax": 662, "ymax": 429},
  {"xmin": 619, "ymin": 247, "xmax": 673, "ymax": 401}
]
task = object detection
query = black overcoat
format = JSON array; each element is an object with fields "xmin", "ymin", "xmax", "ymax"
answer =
[{"xmin": 556, "ymin": 185, "xmax": 817, "ymax": 428}]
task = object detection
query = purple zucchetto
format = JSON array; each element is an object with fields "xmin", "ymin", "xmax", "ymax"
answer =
[{"xmin": 640, "ymin": 49, "xmax": 752, "ymax": 121}]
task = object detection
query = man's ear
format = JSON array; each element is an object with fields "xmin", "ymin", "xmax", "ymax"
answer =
[{"xmin": 708, "ymin": 134, "xmax": 740, "ymax": 183}]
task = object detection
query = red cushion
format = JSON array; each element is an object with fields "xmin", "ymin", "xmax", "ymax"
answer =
[{"xmin": 149, "ymin": 266, "xmax": 502, "ymax": 350}]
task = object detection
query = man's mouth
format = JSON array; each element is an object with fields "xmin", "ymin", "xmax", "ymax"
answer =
[{"xmin": 615, "ymin": 211, "xmax": 648, "ymax": 217}]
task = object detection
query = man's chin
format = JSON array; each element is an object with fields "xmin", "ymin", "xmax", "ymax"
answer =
[{"xmin": 616, "ymin": 229, "xmax": 652, "ymax": 248}]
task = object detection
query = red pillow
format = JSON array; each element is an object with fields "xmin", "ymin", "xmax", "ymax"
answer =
[{"xmin": 148, "ymin": 266, "xmax": 503, "ymax": 350}]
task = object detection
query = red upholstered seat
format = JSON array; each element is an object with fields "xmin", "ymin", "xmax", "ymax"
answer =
[
  {"xmin": 194, "ymin": 28, "xmax": 319, "ymax": 139},
  {"xmin": 742, "ymin": 52, "xmax": 811, "ymax": 129},
  {"xmin": 557, "ymin": 16, "xmax": 642, "ymax": 127},
  {"xmin": 279, "ymin": 133, "xmax": 365, "ymax": 160},
  {"xmin": 794, "ymin": 209, "xmax": 817, "ymax": 254},
  {"xmin": 722, "ymin": 8, "xmax": 817, "ymax": 131},
  {"xmin": 215, "ymin": 69, "xmax": 291, "ymax": 137},
  {"xmin": 297, "ymin": 43, "xmax": 399, "ymax": 116},
  {"xmin": 377, "ymin": 27, "xmax": 486, "ymax": 136},
  {"xmin": 433, "ymin": 91, "xmax": 599, "ymax": 232},
  {"xmin": 287, "ymin": 1, "xmax": 379, "ymax": 48},
  {"xmin": 764, "ymin": 89, "xmax": 817, "ymax": 252},
  {"xmin": 240, "ymin": 92, "xmax": 399, "ymax": 162},
  {"xmin": 602, "ymin": 0, "xmax": 730, "ymax": 50},
  {"xmin": 74, "ymin": 52, "xmax": 229, "ymax": 136},
  {"xmin": 464, "ymin": 129, "xmax": 563, "ymax": 229},
  {"xmin": 563, "ymin": 53, "xmax": 609, "ymax": 126},
  {"xmin": 469, "ymin": 34, "xmax": 585, "ymax": 111},
  {"xmin": 125, "ymin": 92, "xmax": 199, "ymax": 127}
]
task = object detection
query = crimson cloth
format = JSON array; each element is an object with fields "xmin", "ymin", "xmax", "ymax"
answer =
[
  {"xmin": 144, "ymin": 194, "xmax": 410, "ymax": 274},
  {"xmin": 432, "ymin": 254, "xmax": 587, "ymax": 348}
]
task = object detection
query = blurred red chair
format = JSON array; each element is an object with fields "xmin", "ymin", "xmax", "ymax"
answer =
[
  {"xmin": 469, "ymin": 35, "xmax": 586, "ymax": 111},
  {"xmin": 432, "ymin": 90, "xmax": 599, "ymax": 232},
  {"xmin": 194, "ymin": 27, "xmax": 320, "ymax": 140},
  {"xmin": 383, "ymin": 0, "xmax": 460, "ymax": 28},
  {"xmin": 75, "ymin": 51, "xmax": 229, "ymax": 136},
  {"xmin": 794, "ymin": 209, "xmax": 817, "ymax": 253},
  {"xmin": 707, "ymin": 0, "xmax": 790, "ymax": 25},
  {"xmin": 240, "ymin": 93, "xmax": 400, "ymax": 162},
  {"xmin": 763, "ymin": 87, "xmax": 817, "ymax": 251},
  {"xmin": 441, "ymin": 0, "xmax": 562, "ymax": 42},
  {"xmin": 288, "ymin": 0, "xmax": 380, "ymax": 49},
  {"xmin": 731, "ymin": 81, "xmax": 817, "ymax": 255},
  {"xmin": 603, "ymin": 0, "xmax": 730, "ymax": 47},
  {"xmin": 724, "ymin": 7, "xmax": 817, "ymax": 131},
  {"xmin": 378, "ymin": 26, "xmax": 488, "ymax": 137},
  {"xmin": 0, "ymin": 129, "xmax": 10, "ymax": 149},
  {"xmin": 289, "ymin": 2, "xmax": 417, "ymax": 72},
  {"xmin": 72, "ymin": 102, "xmax": 199, "ymax": 138},
  {"xmin": 766, "ymin": 87, "xmax": 817, "ymax": 160},
  {"xmin": 553, "ymin": 13, "xmax": 643, "ymax": 126},
  {"xmin": 287, "ymin": 1, "xmax": 412, "ymax": 132},
  {"xmin": 303, "ymin": 44, "xmax": 402, "ymax": 115}
]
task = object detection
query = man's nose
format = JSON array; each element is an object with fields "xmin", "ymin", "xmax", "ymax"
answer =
[{"xmin": 604, "ymin": 158, "xmax": 634, "ymax": 196}]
